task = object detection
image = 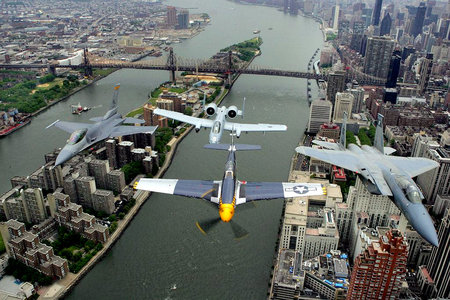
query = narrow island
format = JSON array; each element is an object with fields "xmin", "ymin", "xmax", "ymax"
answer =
[{"xmin": 0, "ymin": 37, "xmax": 262, "ymax": 299}]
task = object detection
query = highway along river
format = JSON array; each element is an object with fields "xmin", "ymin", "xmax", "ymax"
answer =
[{"xmin": 0, "ymin": 0, "xmax": 322, "ymax": 298}]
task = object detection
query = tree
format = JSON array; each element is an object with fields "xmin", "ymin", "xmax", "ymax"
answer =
[
  {"xmin": 346, "ymin": 130, "xmax": 357, "ymax": 146},
  {"xmin": 67, "ymin": 74, "xmax": 78, "ymax": 82},
  {"xmin": 184, "ymin": 107, "xmax": 193, "ymax": 116},
  {"xmin": 121, "ymin": 161, "xmax": 145, "ymax": 184}
]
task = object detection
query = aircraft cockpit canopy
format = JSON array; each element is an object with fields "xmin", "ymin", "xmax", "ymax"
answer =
[
  {"xmin": 212, "ymin": 121, "xmax": 221, "ymax": 134},
  {"xmin": 68, "ymin": 128, "xmax": 88, "ymax": 145},
  {"xmin": 395, "ymin": 175, "xmax": 422, "ymax": 204},
  {"xmin": 405, "ymin": 185, "xmax": 422, "ymax": 204}
]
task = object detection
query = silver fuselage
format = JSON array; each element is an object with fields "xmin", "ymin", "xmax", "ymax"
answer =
[
  {"xmin": 345, "ymin": 144, "xmax": 438, "ymax": 246},
  {"xmin": 209, "ymin": 106, "xmax": 227, "ymax": 144},
  {"xmin": 56, "ymin": 110, "xmax": 122, "ymax": 165}
]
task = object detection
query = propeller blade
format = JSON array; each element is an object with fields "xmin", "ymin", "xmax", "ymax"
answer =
[
  {"xmin": 230, "ymin": 220, "xmax": 248, "ymax": 240},
  {"xmin": 196, "ymin": 217, "xmax": 221, "ymax": 235}
]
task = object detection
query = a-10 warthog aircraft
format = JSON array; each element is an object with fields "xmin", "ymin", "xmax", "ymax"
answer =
[{"xmin": 153, "ymin": 97, "xmax": 287, "ymax": 144}]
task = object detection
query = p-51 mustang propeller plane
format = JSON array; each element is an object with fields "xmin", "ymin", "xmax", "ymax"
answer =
[
  {"xmin": 47, "ymin": 84, "xmax": 158, "ymax": 166},
  {"xmin": 135, "ymin": 141, "xmax": 326, "ymax": 238},
  {"xmin": 153, "ymin": 97, "xmax": 287, "ymax": 144}
]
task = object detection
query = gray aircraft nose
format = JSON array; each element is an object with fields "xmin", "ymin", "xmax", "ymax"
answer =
[
  {"xmin": 408, "ymin": 204, "xmax": 439, "ymax": 247},
  {"xmin": 55, "ymin": 149, "xmax": 74, "ymax": 166}
]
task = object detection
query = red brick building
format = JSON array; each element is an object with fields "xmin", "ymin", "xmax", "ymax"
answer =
[
  {"xmin": 1, "ymin": 219, "xmax": 69, "ymax": 279},
  {"xmin": 53, "ymin": 192, "xmax": 109, "ymax": 244},
  {"xmin": 347, "ymin": 229, "xmax": 408, "ymax": 299}
]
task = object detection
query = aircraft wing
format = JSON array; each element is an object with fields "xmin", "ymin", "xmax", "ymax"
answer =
[
  {"xmin": 49, "ymin": 120, "xmax": 93, "ymax": 133},
  {"xmin": 386, "ymin": 156, "xmax": 440, "ymax": 178},
  {"xmin": 135, "ymin": 179, "xmax": 219, "ymax": 201},
  {"xmin": 236, "ymin": 182, "xmax": 324, "ymax": 204},
  {"xmin": 296, "ymin": 146, "xmax": 360, "ymax": 173},
  {"xmin": 109, "ymin": 125, "xmax": 158, "ymax": 138},
  {"xmin": 154, "ymin": 108, "xmax": 214, "ymax": 128},
  {"xmin": 224, "ymin": 122, "xmax": 287, "ymax": 133}
]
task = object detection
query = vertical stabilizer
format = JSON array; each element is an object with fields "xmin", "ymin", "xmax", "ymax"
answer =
[
  {"xmin": 339, "ymin": 111, "xmax": 347, "ymax": 149},
  {"xmin": 111, "ymin": 84, "xmax": 120, "ymax": 110},
  {"xmin": 241, "ymin": 97, "xmax": 246, "ymax": 118},
  {"xmin": 374, "ymin": 113, "xmax": 384, "ymax": 154}
]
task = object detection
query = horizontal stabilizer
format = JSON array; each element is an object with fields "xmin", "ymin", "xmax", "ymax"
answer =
[
  {"xmin": 384, "ymin": 147, "xmax": 396, "ymax": 155},
  {"xmin": 312, "ymin": 140, "xmax": 342, "ymax": 150},
  {"xmin": 123, "ymin": 117, "xmax": 145, "ymax": 124},
  {"xmin": 204, "ymin": 144, "xmax": 261, "ymax": 151}
]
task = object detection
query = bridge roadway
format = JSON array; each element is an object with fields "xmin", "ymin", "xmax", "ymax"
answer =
[{"xmin": 0, "ymin": 63, "xmax": 385, "ymax": 86}]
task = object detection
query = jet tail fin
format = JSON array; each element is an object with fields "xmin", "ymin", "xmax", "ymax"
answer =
[
  {"xmin": 339, "ymin": 111, "xmax": 347, "ymax": 149},
  {"xmin": 374, "ymin": 113, "xmax": 384, "ymax": 154},
  {"xmin": 110, "ymin": 84, "xmax": 120, "ymax": 110},
  {"xmin": 241, "ymin": 97, "xmax": 246, "ymax": 119},
  {"xmin": 204, "ymin": 144, "xmax": 261, "ymax": 151}
]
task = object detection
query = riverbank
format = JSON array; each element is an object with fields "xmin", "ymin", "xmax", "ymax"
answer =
[
  {"xmin": 38, "ymin": 35, "xmax": 264, "ymax": 298},
  {"xmin": 39, "ymin": 85, "xmax": 230, "ymax": 300}
]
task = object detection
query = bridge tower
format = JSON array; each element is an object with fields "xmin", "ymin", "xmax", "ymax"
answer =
[
  {"xmin": 226, "ymin": 50, "xmax": 233, "ymax": 87},
  {"xmin": 47, "ymin": 64, "xmax": 56, "ymax": 76},
  {"xmin": 167, "ymin": 48, "xmax": 176, "ymax": 83},
  {"xmin": 83, "ymin": 48, "xmax": 93, "ymax": 77}
]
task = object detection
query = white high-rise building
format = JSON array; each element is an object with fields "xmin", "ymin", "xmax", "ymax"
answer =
[
  {"xmin": 346, "ymin": 177, "xmax": 400, "ymax": 249},
  {"xmin": 308, "ymin": 99, "xmax": 332, "ymax": 133},
  {"xmin": 333, "ymin": 92, "xmax": 354, "ymax": 120},
  {"xmin": 304, "ymin": 208, "xmax": 339, "ymax": 259},
  {"xmin": 332, "ymin": 5, "xmax": 340, "ymax": 30},
  {"xmin": 348, "ymin": 87, "xmax": 365, "ymax": 114},
  {"xmin": 416, "ymin": 147, "xmax": 450, "ymax": 204}
]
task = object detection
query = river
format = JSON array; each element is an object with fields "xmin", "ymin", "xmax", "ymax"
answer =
[{"xmin": 0, "ymin": 0, "xmax": 323, "ymax": 298}]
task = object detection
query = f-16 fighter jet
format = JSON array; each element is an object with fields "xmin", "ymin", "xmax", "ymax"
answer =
[{"xmin": 47, "ymin": 84, "xmax": 157, "ymax": 166}]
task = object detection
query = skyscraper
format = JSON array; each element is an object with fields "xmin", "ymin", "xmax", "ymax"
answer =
[
  {"xmin": 333, "ymin": 92, "xmax": 354, "ymax": 120},
  {"xmin": 372, "ymin": 0, "xmax": 383, "ymax": 26},
  {"xmin": 418, "ymin": 53, "xmax": 433, "ymax": 95},
  {"xmin": 347, "ymin": 229, "xmax": 408, "ymax": 299},
  {"xmin": 416, "ymin": 145, "xmax": 449, "ymax": 204},
  {"xmin": 410, "ymin": 2, "xmax": 426, "ymax": 37},
  {"xmin": 22, "ymin": 188, "xmax": 47, "ymax": 224},
  {"xmin": 289, "ymin": 0, "xmax": 298, "ymax": 15},
  {"xmin": 166, "ymin": 6, "xmax": 177, "ymax": 27},
  {"xmin": 177, "ymin": 10, "xmax": 189, "ymax": 29},
  {"xmin": 308, "ymin": 99, "xmax": 332, "ymax": 133},
  {"xmin": 88, "ymin": 159, "xmax": 110, "ymax": 190},
  {"xmin": 379, "ymin": 13, "xmax": 392, "ymax": 36},
  {"xmin": 326, "ymin": 71, "xmax": 346, "ymax": 106},
  {"xmin": 331, "ymin": 5, "xmax": 340, "ymax": 30},
  {"xmin": 386, "ymin": 50, "xmax": 401, "ymax": 88},
  {"xmin": 421, "ymin": 208, "xmax": 450, "ymax": 298},
  {"xmin": 363, "ymin": 36, "xmax": 395, "ymax": 80}
]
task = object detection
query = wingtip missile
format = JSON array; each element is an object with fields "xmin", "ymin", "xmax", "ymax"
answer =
[{"xmin": 46, "ymin": 120, "xmax": 60, "ymax": 129}]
